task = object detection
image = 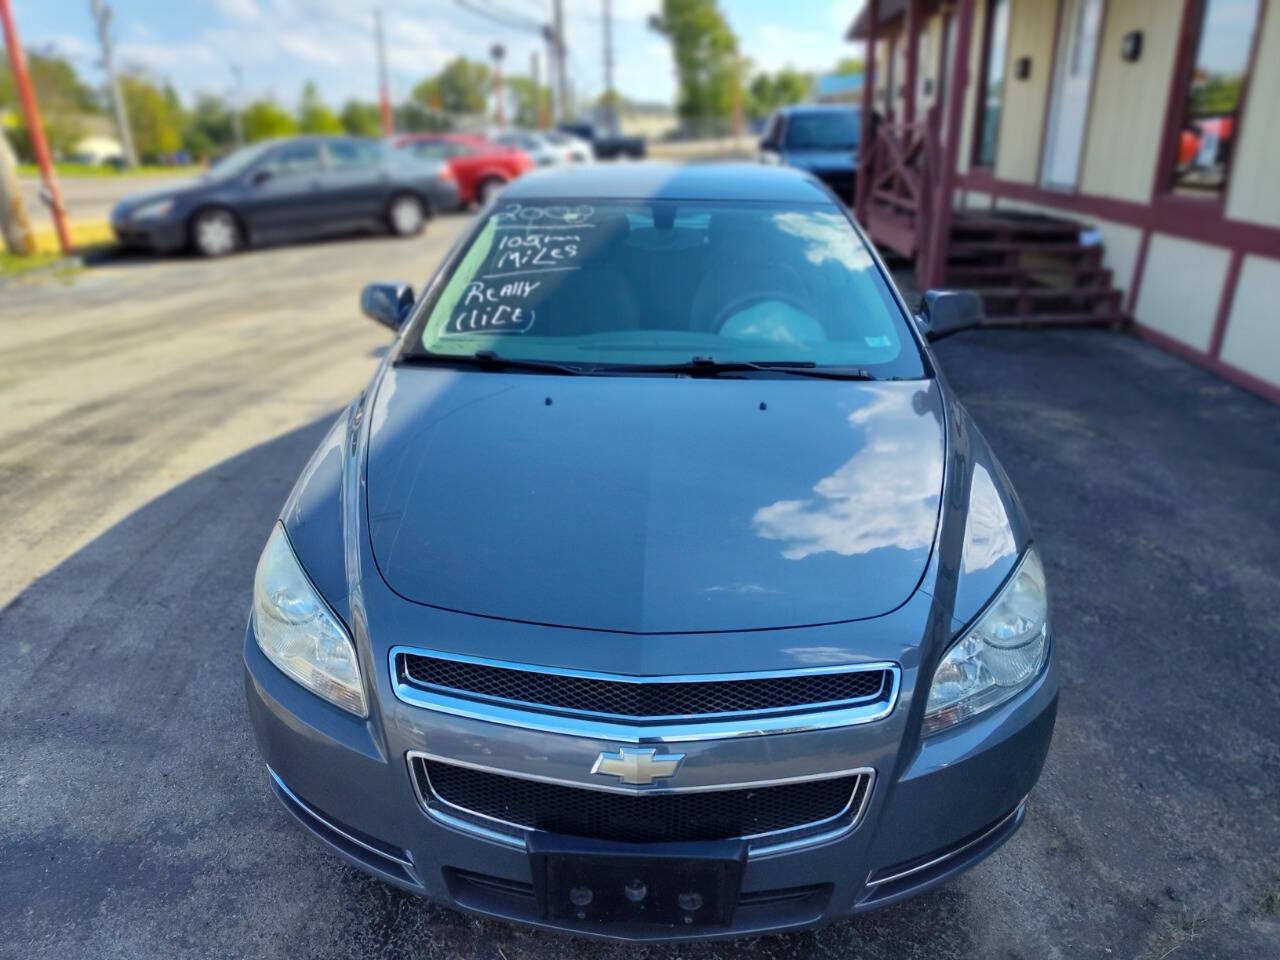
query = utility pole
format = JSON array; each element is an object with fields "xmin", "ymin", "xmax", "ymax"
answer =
[
  {"xmin": 490, "ymin": 43, "xmax": 506, "ymax": 131},
  {"xmin": 530, "ymin": 50, "xmax": 547, "ymax": 129},
  {"xmin": 551, "ymin": 0, "xmax": 568, "ymax": 123},
  {"xmin": 230, "ymin": 65, "xmax": 244, "ymax": 146},
  {"xmin": 0, "ymin": 0, "xmax": 71, "ymax": 253},
  {"xmin": 0, "ymin": 126, "xmax": 35, "ymax": 255},
  {"xmin": 374, "ymin": 9, "xmax": 392, "ymax": 136},
  {"xmin": 602, "ymin": 0, "xmax": 617, "ymax": 134},
  {"xmin": 541, "ymin": 26, "xmax": 559, "ymax": 123},
  {"xmin": 89, "ymin": 0, "xmax": 137, "ymax": 169}
]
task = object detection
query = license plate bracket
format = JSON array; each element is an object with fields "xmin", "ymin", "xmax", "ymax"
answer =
[{"xmin": 528, "ymin": 833, "xmax": 746, "ymax": 929}]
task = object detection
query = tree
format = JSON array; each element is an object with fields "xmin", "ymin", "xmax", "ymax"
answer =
[
  {"xmin": 394, "ymin": 100, "xmax": 451, "ymax": 133},
  {"xmin": 835, "ymin": 57, "xmax": 865, "ymax": 76},
  {"xmin": 241, "ymin": 99, "xmax": 297, "ymax": 142},
  {"xmin": 119, "ymin": 71, "xmax": 184, "ymax": 161},
  {"xmin": 412, "ymin": 57, "xmax": 490, "ymax": 115},
  {"xmin": 339, "ymin": 100, "xmax": 382, "ymax": 137},
  {"xmin": 506, "ymin": 75, "xmax": 550, "ymax": 129},
  {"xmin": 746, "ymin": 68, "xmax": 812, "ymax": 121},
  {"xmin": 649, "ymin": 0, "xmax": 739, "ymax": 133},
  {"xmin": 183, "ymin": 94, "xmax": 236, "ymax": 161},
  {"xmin": 0, "ymin": 51, "xmax": 96, "ymax": 161},
  {"xmin": 298, "ymin": 81, "xmax": 342, "ymax": 134}
]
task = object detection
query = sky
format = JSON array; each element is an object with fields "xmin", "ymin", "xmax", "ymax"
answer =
[{"xmin": 12, "ymin": 0, "xmax": 864, "ymax": 113}]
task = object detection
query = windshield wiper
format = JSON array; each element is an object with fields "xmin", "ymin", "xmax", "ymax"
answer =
[
  {"xmin": 596, "ymin": 357, "xmax": 880, "ymax": 380},
  {"xmin": 397, "ymin": 350, "xmax": 590, "ymax": 376}
]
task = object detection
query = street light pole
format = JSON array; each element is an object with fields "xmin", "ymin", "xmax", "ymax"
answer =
[
  {"xmin": 602, "ymin": 0, "xmax": 617, "ymax": 134},
  {"xmin": 491, "ymin": 43, "xmax": 506, "ymax": 131},
  {"xmin": 551, "ymin": 0, "xmax": 568, "ymax": 123},
  {"xmin": 0, "ymin": 0, "xmax": 71, "ymax": 253},
  {"xmin": 230, "ymin": 65, "xmax": 244, "ymax": 146},
  {"xmin": 89, "ymin": 0, "xmax": 137, "ymax": 169}
]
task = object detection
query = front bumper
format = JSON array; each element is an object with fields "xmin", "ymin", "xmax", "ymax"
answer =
[
  {"xmin": 244, "ymin": 622, "xmax": 1057, "ymax": 941},
  {"xmin": 110, "ymin": 214, "xmax": 187, "ymax": 253}
]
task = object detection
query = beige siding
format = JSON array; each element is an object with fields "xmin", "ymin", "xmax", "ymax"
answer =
[
  {"xmin": 1219, "ymin": 256, "xmax": 1280, "ymax": 387},
  {"xmin": 1225, "ymin": 1, "xmax": 1280, "ymax": 228},
  {"xmin": 963, "ymin": 190, "xmax": 993, "ymax": 208},
  {"xmin": 1078, "ymin": 0, "xmax": 1182, "ymax": 202},
  {"xmin": 1134, "ymin": 234, "xmax": 1230, "ymax": 350},
  {"xmin": 994, "ymin": 0, "xmax": 1057, "ymax": 183},
  {"xmin": 957, "ymin": 0, "xmax": 989, "ymax": 175},
  {"xmin": 919, "ymin": 15, "xmax": 944, "ymax": 114}
]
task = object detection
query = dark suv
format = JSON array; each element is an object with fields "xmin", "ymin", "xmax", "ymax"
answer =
[{"xmin": 758, "ymin": 104, "xmax": 861, "ymax": 204}]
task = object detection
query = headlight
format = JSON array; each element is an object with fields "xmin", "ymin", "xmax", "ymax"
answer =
[
  {"xmin": 131, "ymin": 198, "xmax": 174, "ymax": 220},
  {"xmin": 252, "ymin": 524, "xmax": 367, "ymax": 717},
  {"xmin": 923, "ymin": 548, "xmax": 1049, "ymax": 735}
]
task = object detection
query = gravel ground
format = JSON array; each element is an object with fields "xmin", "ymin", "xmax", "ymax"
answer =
[{"xmin": 1, "ymin": 226, "xmax": 1277, "ymax": 960}]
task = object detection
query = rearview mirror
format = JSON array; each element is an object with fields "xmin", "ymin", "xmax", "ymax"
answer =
[
  {"xmin": 361, "ymin": 282, "xmax": 415, "ymax": 330},
  {"xmin": 917, "ymin": 289, "xmax": 984, "ymax": 342}
]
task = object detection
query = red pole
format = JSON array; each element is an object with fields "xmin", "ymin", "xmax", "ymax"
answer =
[
  {"xmin": 855, "ymin": 0, "xmax": 878, "ymax": 221},
  {"xmin": 923, "ymin": 0, "xmax": 975, "ymax": 290},
  {"xmin": 0, "ymin": 0, "xmax": 71, "ymax": 254},
  {"xmin": 904, "ymin": 0, "xmax": 921, "ymax": 124}
]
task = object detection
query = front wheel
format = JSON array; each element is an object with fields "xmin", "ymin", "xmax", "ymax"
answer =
[
  {"xmin": 387, "ymin": 193, "xmax": 426, "ymax": 237},
  {"xmin": 190, "ymin": 208, "xmax": 241, "ymax": 257}
]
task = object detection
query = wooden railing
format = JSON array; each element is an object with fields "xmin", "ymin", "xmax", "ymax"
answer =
[{"xmin": 858, "ymin": 106, "xmax": 941, "ymax": 284}]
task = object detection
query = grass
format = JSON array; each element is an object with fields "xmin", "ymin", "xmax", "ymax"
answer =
[
  {"xmin": 0, "ymin": 249, "xmax": 79, "ymax": 281},
  {"xmin": 18, "ymin": 162, "xmax": 201, "ymax": 178}
]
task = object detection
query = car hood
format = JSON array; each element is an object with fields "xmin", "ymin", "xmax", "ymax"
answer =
[
  {"xmin": 365, "ymin": 368, "xmax": 946, "ymax": 634},
  {"xmin": 783, "ymin": 149, "xmax": 858, "ymax": 173},
  {"xmin": 113, "ymin": 179, "xmax": 206, "ymax": 216}
]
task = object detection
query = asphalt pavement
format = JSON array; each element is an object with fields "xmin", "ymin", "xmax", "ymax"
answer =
[
  {"xmin": 18, "ymin": 172, "xmax": 198, "ymax": 229},
  {"xmin": 1, "ymin": 223, "xmax": 1277, "ymax": 960}
]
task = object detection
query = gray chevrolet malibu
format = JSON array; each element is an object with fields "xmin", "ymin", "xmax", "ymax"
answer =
[{"xmin": 244, "ymin": 163, "xmax": 1057, "ymax": 941}]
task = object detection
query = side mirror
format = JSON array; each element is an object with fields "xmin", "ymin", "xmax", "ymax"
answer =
[
  {"xmin": 917, "ymin": 289, "xmax": 984, "ymax": 342},
  {"xmin": 361, "ymin": 282, "xmax": 415, "ymax": 330},
  {"xmin": 250, "ymin": 168, "xmax": 273, "ymax": 186},
  {"xmin": 759, "ymin": 137, "xmax": 779, "ymax": 152}
]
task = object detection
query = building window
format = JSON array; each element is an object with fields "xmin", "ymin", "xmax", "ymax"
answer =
[
  {"xmin": 974, "ymin": 0, "xmax": 1010, "ymax": 167},
  {"xmin": 1168, "ymin": 0, "xmax": 1261, "ymax": 196}
]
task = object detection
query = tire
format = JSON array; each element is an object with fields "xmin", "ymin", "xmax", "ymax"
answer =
[
  {"xmin": 475, "ymin": 177, "xmax": 507, "ymax": 206},
  {"xmin": 387, "ymin": 193, "xmax": 426, "ymax": 237},
  {"xmin": 190, "ymin": 207, "xmax": 241, "ymax": 257}
]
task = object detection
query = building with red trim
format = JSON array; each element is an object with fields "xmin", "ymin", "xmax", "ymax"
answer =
[{"xmin": 848, "ymin": 0, "xmax": 1279, "ymax": 403}]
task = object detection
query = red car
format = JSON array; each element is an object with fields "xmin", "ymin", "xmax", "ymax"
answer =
[{"xmin": 393, "ymin": 134, "xmax": 533, "ymax": 207}]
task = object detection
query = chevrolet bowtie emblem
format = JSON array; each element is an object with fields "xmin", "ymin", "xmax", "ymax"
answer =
[{"xmin": 591, "ymin": 747, "xmax": 685, "ymax": 785}]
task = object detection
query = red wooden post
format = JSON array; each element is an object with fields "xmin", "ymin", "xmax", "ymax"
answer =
[
  {"xmin": 855, "ymin": 0, "xmax": 878, "ymax": 222},
  {"xmin": 922, "ymin": 0, "xmax": 975, "ymax": 290},
  {"xmin": 904, "ymin": 0, "xmax": 921, "ymax": 124},
  {"xmin": 0, "ymin": 0, "xmax": 71, "ymax": 254}
]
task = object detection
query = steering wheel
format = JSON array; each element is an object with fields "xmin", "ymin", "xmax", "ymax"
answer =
[{"xmin": 709, "ymin": 290, "xmax": 817, "ymax": 334}]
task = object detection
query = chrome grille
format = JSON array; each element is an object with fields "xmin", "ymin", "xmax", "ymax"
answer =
[
  {"xmin": 414, "ymin": 757, "xmax": 872, "ymax": 845},
  {"xmin": 395, "ymin": 650, "xmax": 892, "ymax": 722}
]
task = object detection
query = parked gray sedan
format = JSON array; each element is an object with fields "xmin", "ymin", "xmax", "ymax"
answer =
[
  {"xmin": 244, "ymin": 163, "xmax": 1057, "ymax": 942},
  {"xmin": 110, "ymin": 136, "xmax": 461, "ymax": 257}
]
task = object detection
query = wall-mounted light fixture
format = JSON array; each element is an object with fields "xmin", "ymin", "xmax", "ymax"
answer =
[{"xmin": 1122, "ymin": 31, "xmax": 1143, "ymax": 62}]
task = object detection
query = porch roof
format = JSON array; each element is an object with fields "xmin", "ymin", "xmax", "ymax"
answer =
[{"xmin": 845, "ymin": 0, "xmax": 944, "ymax": 41}]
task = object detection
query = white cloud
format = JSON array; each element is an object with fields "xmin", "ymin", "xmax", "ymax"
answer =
[
  {"xmin": 278, "ymin": 32, "xmax": 347, "ymax": 67},
  {"xmin": 206, "ymin": 0, "xmax": 260, "ymax": 22}
]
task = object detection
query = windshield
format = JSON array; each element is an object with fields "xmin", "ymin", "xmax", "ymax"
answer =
[
  {"xmin": 205, "ymin": 141, "xmax": 276, "ymax": 180},
  {"xmin": 785, "ymin": 112, "xmax": 861, "ymax": 151},
  {"xmin": 404, "ymin": 199, "xmax": 924, "ymax": 378}
]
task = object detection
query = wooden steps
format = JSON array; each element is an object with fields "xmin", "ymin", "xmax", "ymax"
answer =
[{"xmin": 943, "ymin": 212, "xmax": 1129, "ymax": 329}]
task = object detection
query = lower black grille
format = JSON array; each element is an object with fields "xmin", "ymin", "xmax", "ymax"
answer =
[
  {"xmin": 416, "ymin": 759, "xmax": 870, "ymax": 844},
  {"xmin": 398, "ymin": 653, "xmax": 890, "ymax": 720}
]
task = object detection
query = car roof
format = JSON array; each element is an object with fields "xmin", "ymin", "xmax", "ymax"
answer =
[{"xmin": 500, "ymin": 162, "xmax": 836, "ymax": 203}]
